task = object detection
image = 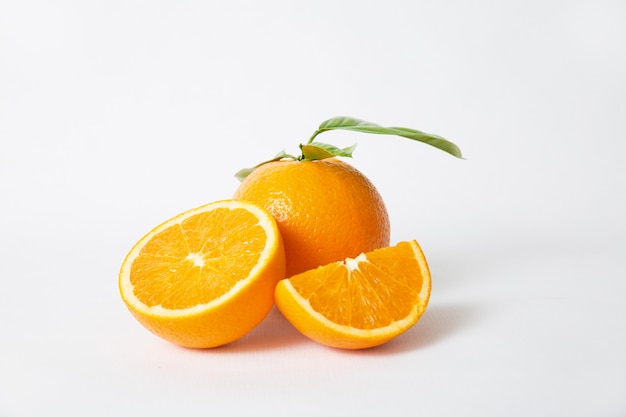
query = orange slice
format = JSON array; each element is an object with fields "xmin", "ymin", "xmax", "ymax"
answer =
[
  {"xmin": 118, "ymin": 200, "xmax": 285, "ymax": 348},
  {"xmin": 274, "ymin": 240, "xmax": 431, "ymax": 349}
]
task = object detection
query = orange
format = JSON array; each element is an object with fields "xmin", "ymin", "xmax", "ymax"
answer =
[
  {"xmin": 118, "ymin": 200, "xmax": 285, "ymax": 348},
  {"xmin": 233, "ymin": 158, "xmax": 390, "ymax": 277},
  {"xmin": 274, "ymin": 240, "xmax": 431, "ymax": 349}
]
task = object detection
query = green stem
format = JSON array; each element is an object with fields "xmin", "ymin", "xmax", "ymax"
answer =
[{"xmin": 307, "ymin": 129, "xmax": 324, "ymax": 144}]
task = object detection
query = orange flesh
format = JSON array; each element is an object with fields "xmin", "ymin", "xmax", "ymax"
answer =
[
  {"xmin": 129, "ymin": 208, "xmax": 266, "ymax": 310},
  {"xmin": 287, "ymin": 241, "xmax": 425, "ymax": 330}
]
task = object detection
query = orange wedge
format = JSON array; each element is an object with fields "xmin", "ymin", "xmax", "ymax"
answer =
[
  {"xmin": 118, "ymin": 200, "xmax": 285, "ymax": 348},
  {"xmin": 274, "ymin": 240, "xmax": 431, "ymax": 349}
]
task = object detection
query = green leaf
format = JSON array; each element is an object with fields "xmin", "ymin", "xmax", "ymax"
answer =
[
  {"xmin": 300, "ymin": 142, "xmax": 357, "ymax": 161},
  {"xmin": 309, "ymin": 116, "xmax": 463, "ymax": 158},
  {"xmin": 385, "ymin": 126, "xmax": 463, "ymax": 158},
  {"xmin": 317, "ymin": 116, "xmax": 380, "ymax": 132},
  {"xmin": 234, "ymin": 150, "xmax": 296, "ymax": 182},
  {"xmin": 234, "ymin": 167, "xmax": 256, "ymax": 182},
  {"xmin": 235, "ymin": 116, "xmax": 463, "ymax": 180},
  {"xmin": 300, "ymin": 144, "xmax": 334, "ymax": 161}
]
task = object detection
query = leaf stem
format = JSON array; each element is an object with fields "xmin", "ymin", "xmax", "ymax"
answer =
[{"xmin": 307, "ymin": 129, "xmax": 323, "ymax": 144}]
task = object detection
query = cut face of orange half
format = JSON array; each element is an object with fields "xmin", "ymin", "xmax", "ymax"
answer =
[
  {"xmin": 274, "ymin": 240, "xmax": 431, "ymax": 349},
  {"xmin": 118, "ymin": 200, "xmax": 285, "ymax": 348}
]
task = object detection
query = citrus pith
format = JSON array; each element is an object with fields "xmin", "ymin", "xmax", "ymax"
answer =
[{"xmin": 118, "ymin": 200, "xmax": 285, "ymax": 348}]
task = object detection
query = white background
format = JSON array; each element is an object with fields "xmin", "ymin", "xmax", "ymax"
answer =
[{"xmin": 1, "ymin": 1, "xmax": 625, "ymax": 416}]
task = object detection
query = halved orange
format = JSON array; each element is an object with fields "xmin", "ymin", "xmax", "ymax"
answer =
[
  {"xmin": 118, "ymin": 200, "xmax": 285, "ymax": 348},
  {"xmin": 274, "ymin": 240, "xmax": 431, "ymax": 349}
]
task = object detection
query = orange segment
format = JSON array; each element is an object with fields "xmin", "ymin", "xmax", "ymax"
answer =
[
  {"xmin": 119, "ymin": 200, "xmax": 285, "ymax": 348},
  {"xmin": 274, "ymin": 240, "xmax": 431, "ymax": 349}
]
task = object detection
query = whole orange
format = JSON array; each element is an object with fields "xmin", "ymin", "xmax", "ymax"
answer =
[{"xmin": 233, "ymin": 157, "xmax": 390, "ymax": 277}]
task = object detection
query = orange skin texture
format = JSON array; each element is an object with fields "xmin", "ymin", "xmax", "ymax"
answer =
[{"xmin": 233, "ymin": 158, "xmax": 390, "ymax": 277}]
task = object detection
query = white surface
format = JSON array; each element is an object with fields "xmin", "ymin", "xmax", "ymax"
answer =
[{"xmin": 1, "ymin": 1, "xmax": 625, "ymax": 416}]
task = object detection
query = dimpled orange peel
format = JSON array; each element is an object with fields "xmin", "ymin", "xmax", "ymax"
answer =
[{"xmin": 234, "ymin": 157, "xmax": 390, "ymax": 277}]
